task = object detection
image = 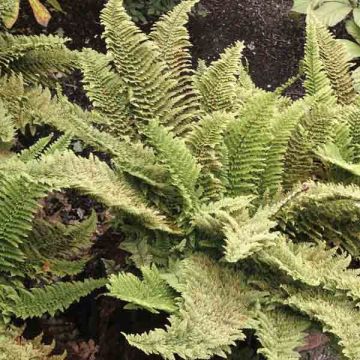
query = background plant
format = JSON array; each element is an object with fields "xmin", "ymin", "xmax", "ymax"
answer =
[
  {"xmin": 124, "ymin": 0, "xmax": 177, "ymax": 23},
  {"xmin": 0, "ymin": 0, "xmax": 63, "ymax": 29}
]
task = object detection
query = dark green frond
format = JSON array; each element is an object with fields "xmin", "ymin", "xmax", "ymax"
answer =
[
  {"xmin": 225, "ymin": 92, "xmax": 275, "ymax": 197},
  {"xmin": 8, "ymin": 278, "xmax": 107, "ymax": 319}
]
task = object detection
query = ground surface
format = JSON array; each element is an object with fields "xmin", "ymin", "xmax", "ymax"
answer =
[{"xmin": 13, "ymin": 0, "xmax": 339, "ymax": 359}]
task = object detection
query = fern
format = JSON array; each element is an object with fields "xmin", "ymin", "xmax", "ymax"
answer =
[
  {"xmin": 7, "ymin": 278, "xmax": 107, "ymax": 319},
  {"xmin": 108, "ymin": 265, "xmax": 178, "ymax": 314},
  {"xmin": 124, "ymin": 255, "xmax": 261, "ymax": 360},
  {"xmin": 255, "ymin": 308, "xmax": 309, "ymax": 360},
  {"xmin": 225, "ymin": 92, "xmax": 275, "ymax": 197},
  {"xmin": 303, "ymin": 13, "xmax": 335, "ymax": 105}
]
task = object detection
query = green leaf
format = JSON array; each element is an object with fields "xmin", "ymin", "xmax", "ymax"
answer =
[
  {"xmin": 345, "ymin": 19, "xmax": 360, "ymax": 44},
  {"xmin": 46, "ymin": 0, "xmax": 63, "ymax": 12},
  {"xmin": 338, "ymin": 39, "xmax": 360, "ymax": 60},
  {"xmin": 314, "ymin": 2, "xmax": 352, "ymax": 27},
  {"xmin": 353, "ymin": 8, "xmax": 360, "ymax": 28},
  {"xmin": 292, "ymin": 0, "xmax": 312, "ymax": 13}
]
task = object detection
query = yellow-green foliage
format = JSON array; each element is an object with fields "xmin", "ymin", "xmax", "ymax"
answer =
[
  {"xmin": 2, "ymin": 1, "xmax": 360, "ymax": 359},
  {"xmin": 0, "ymin": 325, "xmax": 65, "ymax": 360}
]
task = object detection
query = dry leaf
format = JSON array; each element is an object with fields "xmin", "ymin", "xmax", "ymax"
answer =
[{"xmin": 28, "ymin": 0, "xmax": 51, "ymax": 27}]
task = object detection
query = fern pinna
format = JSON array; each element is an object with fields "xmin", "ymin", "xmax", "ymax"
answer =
[{"xmin": 3, "ymin": 0, "xmax": 360, "ymax": 359}]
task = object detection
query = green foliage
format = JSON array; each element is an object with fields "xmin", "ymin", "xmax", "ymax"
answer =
[{"xmin": 3, "ymin": 1, "xmax": 360, "ymax": 359}]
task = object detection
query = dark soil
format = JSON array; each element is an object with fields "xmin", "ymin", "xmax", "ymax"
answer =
[{"xmin": 12, "ymin": 0, "xmax": 338, "ymax": 359}]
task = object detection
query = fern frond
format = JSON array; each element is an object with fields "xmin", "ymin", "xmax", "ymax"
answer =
[
  {"xmin": 8, "ymin": 278, "xmax": 107, "ymax": 319},
  {"xmin": 303, "ymin": 13, "xmax": 335, "ymax": 105},
  {"xmin": 0, "ymin": 174, "xmax": 48, "ymax": 275},
  {"xmin": 282, "ymin": 103, "xmax": 336, "ymax": 190},
  {"xmin": 276, "ymin": 182, "xmax": 360, "ymax": 256},
  {"xmin": 100, "ymin": 0, "xmax": 176, "ymax": 128},
  {"xmin": 186, "ymin": 111, "xmax": 233, "ymax": 201},
  {"xmin": 255, "ymin": 307, "xmax": 309, "ymax": 360},
  {"xmin": 108, "ymin": 266, "xmax": 178, "ymax": 314},
  {"xmin": 225, "ymin": 92, "xmax": 275, "ymax": 197},
  {"xmin": 260, "ymin": 238, "xmax": 360, "ymax": 303},
  {"xmin": 194, "ymin": 42, "xmax": 244, "ymax": 112},
  {"xmin": 284, "ymin": 286, "xmax": 360, "ymax": 360},
  {"xmin": 259, "ymin": 100, "xmax": 308, "ymax": 198},
  {"xmin": 125, "ymin": 255, "xmax": 260, "ymax": 360},
  {"xmin": 150, "ymin": 0, "xmax": 201, "ymax": 132},
  {"xmin": 191, "ymin": 195, "xmax": 253, "ymax": 236},
  {"xmin": 26, "ymin": 151, "xmax": 175, "ymax": 233},
  {"xmin": 0, "ymin": 33, "xmax": 74, "ymax": 85},
  {"xmin": 224, "ymin": 206, "xmax": 279, "ymax": 262},
  {"xmin": 8, "ymin": 47, "xmax": 78, "ymax": 87},
  {"xmin": 17, "ymin": 134, "xmax": 53, "ymax": 162},
  {"xmin": 314, "ymin": 13, "xmax": 356, "ymax": 105},
  {"xmin": 144, "ymin": 121, "xmax": 201, "ymax": 215},
  {"xmin": 24, "ymin": 211, "xmax": 97, "ymax": 260},
  {"xmin": 80, "ymin": 49, "xmax": 134, "ymax": 140},
  {"xmin": 43, "ymin": 133, "xmax": 72, "ymax": 155}
]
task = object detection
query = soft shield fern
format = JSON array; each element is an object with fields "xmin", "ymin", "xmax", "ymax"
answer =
[{"xmin": 3, "ymin": 1, "xmax": 360, "ymax": 359}]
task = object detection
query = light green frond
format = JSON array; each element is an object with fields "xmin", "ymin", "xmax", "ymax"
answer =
[
  {"xmin": 284, "ymin": 287, "xmax": 360, "ymax": 360},
  {"xmin": 260, "ymin": 238, "xmax": 360, "ymax": 303},
  {"xmin": 144, "ymin": 121, "xmax": 201, "ymax": 215},
  {"xmin": 303, "ymin": 13, "xmax": 335, "ymax": 105},
  {"xmin": 17, "ymin": 134, "xmax": 53, "ymax": 162},
  {"xmin": 255, "ymin": 307, "xmax": 309, "ymax": 360},
  {"xmin": 314, "ymin": 13, "xmax": 356, "ymax": 105},
  {"xmin": 26, "ymin": 151, "xmax": 175, "ymax": 233},
  {"xmin": 80, "ymin": 49, "xmax": 134, "ymax": 140},
  {"xmin": 223, "ymin": 207, "xmax": 279, "ymax": 262},
  {"xmin": 225, "ymin": 92, "xmax": 275, "ymax": 197},
  {"xmin": 186, "ymin": 111, "xmax": 233, "ymax": 201},
  {"xmin": 108, "ymin": 266, "xmax": 178, "ymax": 314},
  {"xmin": 100, "ymin": 0, "xmax": 176, "ymax": 127},
  {"xmin": 43, "ymin": 133, "xmax": 72, "ymax": 155},
  {"xmin": 276, "ymin": 182, "xmax": 360, "ymax": 256},
  {"xmin": 150, "ymin": 0, "xmax": 201, "ymax": 131},
  {"xmin": 195, "ymin": 42, "xmax": 244, "ymax": 112},
  {"xmin": 316, "ymin": 142, "xmax": 360, "ymax": 176},
  {"xmin": 125, "ymin": 255, "xmax": 260, "ymax": 360},
  {"xmin": 347, "ymin": 106, "xmax": 360, "ymax": 162},
  {"xmin": 8, "ymin": 278, "xmax": 107, "ymax": 319},
  {"xmin": 191, "ymin": 195, "xmax": 253, "ymax": 236}
]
